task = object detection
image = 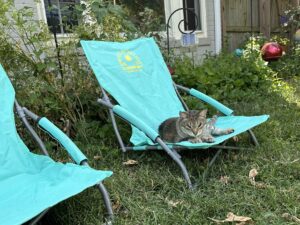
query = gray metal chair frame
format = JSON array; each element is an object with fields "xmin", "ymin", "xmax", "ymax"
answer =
[
  {"xmin": 97, "ymin": 83, "xmax": 259, "ymax": 190},
  {"xmin": 14, "ymin": 100, "xmax": 113, "ymax": 224}
]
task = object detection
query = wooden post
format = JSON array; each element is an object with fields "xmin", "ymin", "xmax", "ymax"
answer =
[{"xmin": 259, "ymin": 0, "xmax": 271, "ymax": 38}]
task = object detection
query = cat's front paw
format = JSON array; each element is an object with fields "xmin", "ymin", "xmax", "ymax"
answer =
[
  {"xmin": 202, "ymin": 136, "xmax": 215, "ymax": 143},
  {"xmin": 188, "ymin": 138, "xmax": 202, "ymax": 143},
  {"xmin": 226, "ymin": 128, "xmax": 234, "ymax": 134}
]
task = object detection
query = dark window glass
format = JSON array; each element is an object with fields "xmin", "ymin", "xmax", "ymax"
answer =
[
  {"xmin": 44, "ymin": 0, "xmax": 79, "ymax": 34},
  {"xmin": 182, "ymin": 0, "xmax": 201, "ymax": 31}
]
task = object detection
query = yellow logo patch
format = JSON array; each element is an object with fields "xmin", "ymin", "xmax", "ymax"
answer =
[{"xmin": 117, "ymin": 50, "xmax": 143, "ymax": 73}]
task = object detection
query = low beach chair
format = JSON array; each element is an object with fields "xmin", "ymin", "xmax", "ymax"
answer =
[
  {"xmin": 81, "ymin": 37, "xmax": 269, "ymax": 189},
  {"xmin": 0, "ymin": 65, "xmax": 113, "ymax": 225}
]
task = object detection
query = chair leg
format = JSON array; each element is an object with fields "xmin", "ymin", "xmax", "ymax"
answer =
[
  {"xmin": 248, "ymin": 129, "xmax": 259, "ymax": 147},
  {"xmin": 97, "ymin": 182, "xmax": 114, "ymax": 221},
  {"xmin": 156, "ymin": 138, "xmax": 193, "ymax": 189},
  {"xmin": 28, "ymin": 209, "xmax": 50, "ymax": 225},
  {"xmin": 109, "ymin": 108, "xmax": 127, "ymax": 153}
]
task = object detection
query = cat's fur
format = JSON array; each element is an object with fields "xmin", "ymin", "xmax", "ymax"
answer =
[{"xmin": 158, "ymin": 110, "xmax": 234, "ymax": 143}]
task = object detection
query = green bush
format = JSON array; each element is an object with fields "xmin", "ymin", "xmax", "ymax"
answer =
[
  {"xmin": 0, "ymin": 0, "xmax": 135, "ymax": 144},
  {"xmin": 268, "ymin": 44, "xmax": 300, "ymax": 79},
  {"xmin": 173, "ymin": 52, "xmax": 274, "ymax": 103}
]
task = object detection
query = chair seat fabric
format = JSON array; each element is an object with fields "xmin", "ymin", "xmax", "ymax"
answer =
[
  {"xmin": 81, "ymin": 38, "xmax": 269, "ymax": 148},
  {"xmin": 0, "ymin": 65, "xmax": 112, "ymax": 225},
  {"xmin": 132, "ymin": 115, "xmax": 269, "ymax": 148}
]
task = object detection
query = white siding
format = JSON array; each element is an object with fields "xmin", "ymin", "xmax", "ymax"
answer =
[
  {"xmin": 13, "ymin": 0, "xmax": 218, "ymax": 64},
  {"xmin": 168, "ymin": 0, "xmax": 217, "ymax": 65}
]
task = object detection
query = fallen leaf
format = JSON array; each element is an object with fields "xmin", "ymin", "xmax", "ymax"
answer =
[
  {"xmin": 220, "ymin": 176, "xmax": 230, "ymax": 185},
  {"xmin": 249, "ymin": 169, "xmax": 258, "ymax": 185},
  {"xmin": 209, "ymin": 212, "xmax": 252, "ymax": 223},
  {"xmin": 254, "ymin": 182, "xmax": 268, "ymax": 189},
  {"xmin": 225, "ymin": 212, "xmax": 252, "ymax": 222},
  {"xmin": 112, "ymin": 199, "xmax": 121, "ymax": 211},
  {"xmin": 167, "ymin": 200, "xmax": 183, "ymax": 208},
  {"xmin": 93, "ymin": 155, "xmax": 101, "ymax": 160},
  {"xmin": 282, "ymin": 213, "xmax": 300, "ymax": 223},
  {"xmin": 236, "ymin": 222, "xmax": 251, "ymax": 225},
  {"xmin": 122, "ymin": 159, "xmax": 138, "ymax": 166},
  {"xmin": 233, "ymin": 136, "xmax": 239, "ymax": 142}
]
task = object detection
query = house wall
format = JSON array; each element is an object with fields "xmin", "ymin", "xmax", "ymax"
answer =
[
  {"xmin": 13, "ymin": 0, "xmax": 217, "ymax": 65},
  {"xmin": 169, "ymin": 0, "xmax": 216, "ymax": 65},
  {"xmin": 14, "ymin": 0, "xmax": 47, "ymax": 22}
]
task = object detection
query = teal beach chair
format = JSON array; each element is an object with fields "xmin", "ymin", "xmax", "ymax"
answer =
[
  {"xmin": 81, "ymin": 37, "xmax": 269, "ymax": 189},
  {"xmin": 0, "ymin": 65, "xmax": 113, "ymax": 225}
]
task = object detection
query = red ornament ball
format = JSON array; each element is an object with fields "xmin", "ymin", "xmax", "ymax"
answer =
[{"xmin": 261, "ymin": 42, "xmax": 283, "ymax": 61}]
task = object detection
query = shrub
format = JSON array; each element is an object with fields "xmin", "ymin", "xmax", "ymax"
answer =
[
  {"xmin": 268, "ymin": 44, "xmax": 300, "ymax": 79},
  {"xmin": 173, "ymin": 52, "xmax": 274, "ymax": 103},
  {"xmin": 0, "ymin": 0, "xmax": 135, "ymax": 143}
]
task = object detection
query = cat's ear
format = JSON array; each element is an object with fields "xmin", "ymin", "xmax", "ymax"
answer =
[
  {"xmin": 179, "ymin": 111, "xmax": 188, "ymax": 118},
  {"xmin": 199, "ymin": 109, "xmax": 208, "ymax": 117}
]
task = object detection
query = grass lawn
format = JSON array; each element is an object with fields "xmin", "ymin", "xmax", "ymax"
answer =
[{"xmin": 38, "ymin": 77, "xmax": 300, "ymax": 225}]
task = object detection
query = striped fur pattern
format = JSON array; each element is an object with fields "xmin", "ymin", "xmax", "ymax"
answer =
[{"xmin": 158, "ymin": 110, "xmax": 234, "ymax": 143}]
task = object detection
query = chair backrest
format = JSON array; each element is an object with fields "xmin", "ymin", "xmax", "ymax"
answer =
[
  {"xmin": 81, "ymin": 38, "xmax": 185, "ymax": 145},
  {"xmin": 0, "ymin": 65, "xmax": 37, "ymax": 171}
]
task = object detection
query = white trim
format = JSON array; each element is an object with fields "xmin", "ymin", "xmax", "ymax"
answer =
[
  {"xmin": 164, "ymin": 0, "xmax": 207, "ymax": 40},
  {"xmin": 199, "ymin": 0, "xmax": 207, "ymax": 38},
  {"xmin": 214, "ymin": 0, "xmax": 222, "ymax": 54},
  {"xmin": 36, "ymin": 0, "xmax": 47, "ymax": 22}
]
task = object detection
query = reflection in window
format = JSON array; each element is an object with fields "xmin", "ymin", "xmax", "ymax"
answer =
[
  {"xmin": 44, "ymin": 0, "xmax": 79, "ymax": 34},
  {"xmin": 182, "ymin": 0, "xmax": 201, "ymax": 31},
  {"xmin": 119, "ymin": 0, "xmax": 166, "ymax": 32}
]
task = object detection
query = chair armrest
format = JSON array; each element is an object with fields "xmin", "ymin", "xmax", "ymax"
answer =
[
  {"xmin": 38, "ymin": 117, "xmax": 87, "ymax": 165},
  {"xmin": 189, "ymin": 89, "xmax": 234, "ymax": 116},
  {"xmin": 112, "ymin": 105, "xmax": 159, "ymax": 141}
]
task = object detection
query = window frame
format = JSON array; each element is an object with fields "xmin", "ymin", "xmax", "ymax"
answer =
[
  {"xmin": 36, "ymin": 0, "xmax": 207, "ymax": 40},
  {"xmin": 36, "ymin": 0, "xmax": 78, "ymax": 37},
  {"xmin": 164, "ymin": 0, "xmax": 207, "ymax": 40}
]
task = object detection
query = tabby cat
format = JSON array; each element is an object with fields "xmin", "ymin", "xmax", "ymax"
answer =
[{"xmin": 158, "ymin": 109, "xmax": 234, "ymax": 143}]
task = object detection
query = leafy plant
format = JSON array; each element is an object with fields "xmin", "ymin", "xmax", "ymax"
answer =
[
  {"xmin": 268, "ymin": 43, "xmax": 300, "ymax": 79},
  {"xmin": 74, "ymin": 0, "xmax": 137, "ymax": 40},
  {"xmin": 270, "ymin": 35, "xmax": 290, "ymax": 46},
  {"xmin": 173, "ymin": 51, "xmax": 273, "ymax": 103},
  {"xmin": 282, "ymin": 6, "xmax": 300, "ymax": 30},
  {"xmin": 0, "ymin": 0, "xmax": 136, "ymax": 143}
]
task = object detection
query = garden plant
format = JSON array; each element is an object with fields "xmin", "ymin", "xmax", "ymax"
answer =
[{"xmin": 0, "ymin": 0, "xmax": 299, "ymax": 224}]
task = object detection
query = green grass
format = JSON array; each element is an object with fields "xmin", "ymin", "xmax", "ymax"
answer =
[{"xmin": 37, "ymin": 77, "xmax": 300, "ymax": 225}]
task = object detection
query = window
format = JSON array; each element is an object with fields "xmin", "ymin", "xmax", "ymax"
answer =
[
  {"xmin": 43, "ymin": 0, "xmax": 79, "ymax": 34},
  {"xmin": 182, "ymin": 0, "xmax": 202, "ymax": 31},
  {"xmin": 38, "ymin": 0, "xmax": 206, "ymax": 39},
  {"xmin": 120, "ymin": 0, "xmax": 205, "ymax": 35},
  {"xmin": 164, "ymin": 0, "xmax": 206, "ymax": 39}
]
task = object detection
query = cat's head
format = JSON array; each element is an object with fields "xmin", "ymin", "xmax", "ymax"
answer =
[{"xmin": 178, "ymin": 110, "xmax": 207, "ymax": 137}]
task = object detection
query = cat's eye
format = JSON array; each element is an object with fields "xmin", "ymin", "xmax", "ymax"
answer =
[{"xmin": 198, "ymin": 123, "xmax": 202, "ymax": 127}]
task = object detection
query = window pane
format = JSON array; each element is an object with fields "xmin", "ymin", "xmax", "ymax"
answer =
[
  {"xmin": 119, "ymin": 0, "xmax": 166, "ymax": 31},
  {"xmin": 182, "ymin": 0, "xmax": 201, "ymax": 31},
  {"xmin": 44, "ymin": 0, "xmax": 79, "ymax": 34}
]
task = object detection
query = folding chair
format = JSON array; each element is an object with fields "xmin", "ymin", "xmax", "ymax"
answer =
[
  {"xmin": 0, "ymin": 65, "xmax": 113, "ymax": 225},
  {"xmin": 80, "ymin": 37, "xmax": 269, "ymax": 189}
]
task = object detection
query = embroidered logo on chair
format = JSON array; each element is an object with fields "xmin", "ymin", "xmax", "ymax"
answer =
[{"xmin": 117, "ymin": 50, "xmax": 143, "ymax": 73}]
